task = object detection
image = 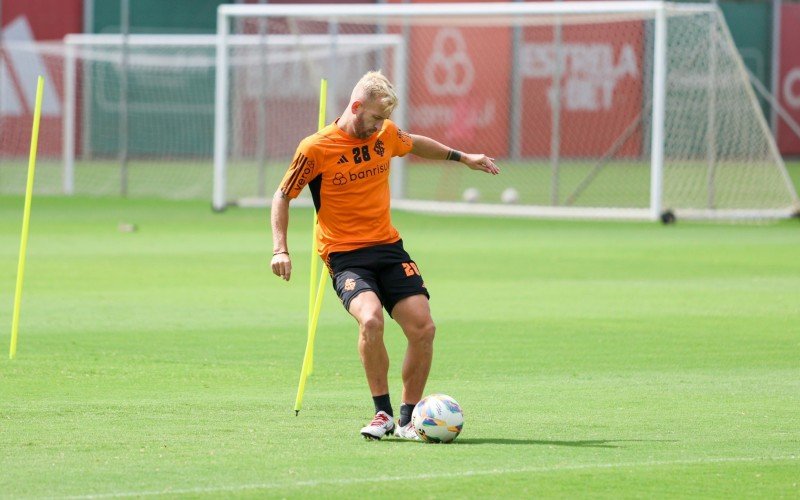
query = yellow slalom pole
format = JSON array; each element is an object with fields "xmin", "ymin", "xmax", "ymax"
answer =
[
  {"xmin": 306, "ymin": 267, "xmax": 328, "ymax": 370},
  {"xmin": 10, "ymin": 76, "xmax": 45, "ymax": 360},
  {"xmin": 307, "ymin": 78, "xmax": 329, "ymax": 376},
  {"xmin": 294, "ymin": 78, "xmax": 327, "ymax": 414}
]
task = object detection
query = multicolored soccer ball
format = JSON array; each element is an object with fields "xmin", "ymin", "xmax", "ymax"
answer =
[{"xmin": 412, "ymin": 394, "xmax": 464, "ymax": 443}]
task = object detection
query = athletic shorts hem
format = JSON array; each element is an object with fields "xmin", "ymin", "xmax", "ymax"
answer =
[
  {"xmin": 386, "ymin": 291, "xmax": 430, "ymax": 318},
  {"xmin": 342, "ymin": 288, "xmax": 375, "ymax": 313}
]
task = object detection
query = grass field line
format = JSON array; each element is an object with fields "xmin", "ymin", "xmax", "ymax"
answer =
[{"xmin": 62, "ymin": 455, "xmax": 798, "ymax": 499}]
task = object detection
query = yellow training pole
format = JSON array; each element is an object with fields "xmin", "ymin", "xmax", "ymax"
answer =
[
  {"xmin": 295, "ymin": 78, "xmax": 327, "ymax": 414},
  {"xmin": 306, "ymin": 267, "xmax": 327, "ymax": 370},
  {"xmin": 306, "ymin": 78, "xmax": 329, "ymax": 376},
  {"xmin": 10, "ymin": 76, "xmax": 45, "ymax": 360}
]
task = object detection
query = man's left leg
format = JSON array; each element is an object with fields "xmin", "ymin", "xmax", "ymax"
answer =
[{"xmin": 391, "ymin": 294, "xmax": 435, "ymax": 439}]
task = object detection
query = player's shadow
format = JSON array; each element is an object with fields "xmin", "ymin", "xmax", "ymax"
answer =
[{"xmin": 454, "ymin": 439, "xmax": 676, "ymax": 448}]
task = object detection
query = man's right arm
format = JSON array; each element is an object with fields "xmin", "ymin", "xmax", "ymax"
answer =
[{"xmin": 271, "ymin": 189, "xmax": 292, "ymax": 281}]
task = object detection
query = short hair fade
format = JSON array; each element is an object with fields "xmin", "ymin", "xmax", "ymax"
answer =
[{"xmin": 355, "ymin": 70, "xmax": 398, "ymax": 113}]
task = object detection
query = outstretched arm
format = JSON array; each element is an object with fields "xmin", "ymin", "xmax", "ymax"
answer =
[
  {"xmin": 409, "ymin": 134, "xmax": 500, "ymax": 175},
  {"xmin": 270, "ymin": 189, "xmax": 292, "ymax": 281}
]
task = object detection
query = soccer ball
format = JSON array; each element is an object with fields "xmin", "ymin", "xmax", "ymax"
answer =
[
  {"xmin": 412, "ymin": 394, "xmax": 464, "ymax": 443},
  {"xmin": 500, "ymin": 187, "xmax": 519, "ymax": 204},
  {"xmin": 462, "ymin": 187, "xmax": 480, "ymax": 203}
]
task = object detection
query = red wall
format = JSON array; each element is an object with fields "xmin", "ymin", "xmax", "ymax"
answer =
[
  {"xmin": 520, "ymin": 21, "xmax": 643, "ymax": 158},
  {"xmin": 383, "ymin": 0, "xmax": 511, "ymax": 155},
  {"xmin": 779, "ymin": 3, "xmax": 800, "ymax": 155},
  {"xmin": 1, "ymin": 0, "xmax": 82, "ymax": 156},
  {"xmin": 385, "ymin": 0, "xmax": 643, "ymax": 158},
  {"xmin": 3, "ymin": 0, "xmax": 82, "ymax": 40}
]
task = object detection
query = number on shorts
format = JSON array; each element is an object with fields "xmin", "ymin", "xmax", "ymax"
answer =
[{"xmin": 402, "ymin": 262, "xmax": 420, "ymax": 277}]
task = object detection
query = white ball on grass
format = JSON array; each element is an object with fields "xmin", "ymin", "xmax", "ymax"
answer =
[
  {"xmin": 412, "ymin": 394, "xmax": 464, "ymax": 443},
  {"xmin": 462, "ymin": 187, "xmax": 480, "ymax": 203},
  {"xmin": 501, "ymin": 187, "xmax": 519, "ymax": 204}
]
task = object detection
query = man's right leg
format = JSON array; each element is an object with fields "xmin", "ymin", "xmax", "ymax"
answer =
[
  {"xmin": 349, "ymin": 291, "xmax": 395, "ymax": 439},
  {"xmin": 349, "ymin": 291, "xmax": 389, "ymax": 396}
]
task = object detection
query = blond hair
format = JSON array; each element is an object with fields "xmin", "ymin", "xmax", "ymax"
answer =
[{"xmin": 353, "ymin": 70, "xmax": 398, "ymax": 113}]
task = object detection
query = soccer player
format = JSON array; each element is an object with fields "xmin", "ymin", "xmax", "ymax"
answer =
[{"xmin": 271, "ymin": 70, "xmax": 499, "ymax": 440}]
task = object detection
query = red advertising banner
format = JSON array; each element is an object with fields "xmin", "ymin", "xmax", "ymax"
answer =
[
  {"xmin": 1, "ymin": 0, "xmax": 82, "ymax": 156},
  {"xmin": 521, "ymin": 22, "xmax": 644, "ymax": 157},
  {"xmin": 406, "ymin": 26, "xmax": 512, "ymax": 156},
  {"xmin": 3, "ymin": 0, "xmax": 82, "ymax": 41},
  {"xmin": 388, "ymin": 0, "xmax": 511, "ymax": 155},
  {"xmin": 779, "ymin": 3, "xmax": 800, "ymax": 155}
]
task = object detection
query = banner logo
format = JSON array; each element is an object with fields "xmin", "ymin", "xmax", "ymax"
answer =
[
  {"xmin": 784, "ymin": 67, "xmax": 800, "ymax": 109},
  {"xmin": 1, "ymin": 16, "xmax": 61, "ymax": 117},
  {"xmin": 521, "ymin": 42, "xmax": 638, "ymax": 111},
  {"xmin": 424, "ymin": 28, "xmax": 475, "ymax": 96}
]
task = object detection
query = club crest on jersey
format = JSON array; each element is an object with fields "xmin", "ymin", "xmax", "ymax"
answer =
[{"xmin": 374, "ymin": 139, "xmax": 385, "ymax": 157}]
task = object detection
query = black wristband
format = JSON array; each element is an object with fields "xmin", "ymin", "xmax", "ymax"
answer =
[
  {"xmin": 446, "ymin": 149, "xmax": 462, "ymax": 162},
  {"xmin": 273, "ymin": 251, "xmax": 289, "ymax": 256}
]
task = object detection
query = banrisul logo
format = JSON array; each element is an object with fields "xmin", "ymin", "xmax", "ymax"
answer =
[
  {"xmin": 347, "ymin": 162, "xmax": 389, "ymax": 183},
  {"xmin": 333, "ymin": 162, "xmax": 390, "ymax": 187},
  {"xmin": 1, "ymin": 16, "xmax": 61, "ymax": 117}
]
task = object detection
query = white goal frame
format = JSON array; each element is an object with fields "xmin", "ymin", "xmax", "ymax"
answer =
[
  {"xmin": 62, "ymin": 32, "xmax": 405, "ymax": 204},
  {"xmin": 215, "ymin": 1, "xmax": 799, "ymax": 221},
  {"xmin": 63, "ymin": 33, "xmax": 227, "ymax": 196},
  {"xmin": 213, "ymin": 29, "xmax": 407, "ymax": 210}
]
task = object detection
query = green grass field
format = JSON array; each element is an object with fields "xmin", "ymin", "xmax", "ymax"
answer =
[
  {"xmin": 3, "ymin": 160, "xmax": 798, "ymax": 211},
  {"xmin": 1, "ymin": 195, "xmax": 799, "ymax": 498}
]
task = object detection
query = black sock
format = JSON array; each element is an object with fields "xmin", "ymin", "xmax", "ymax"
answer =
[
  {"xmin": 398, "ymin": 403, "xmax": 415, "ymax": 427},
  {"xmin": 373, "ymin": 394, "xmax": 393, "ymax": 417}
]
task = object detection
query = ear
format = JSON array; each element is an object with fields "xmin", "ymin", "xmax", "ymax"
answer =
[{"xmin": 351, "ymin": 100, "xmax": 362, "ymax": 114}]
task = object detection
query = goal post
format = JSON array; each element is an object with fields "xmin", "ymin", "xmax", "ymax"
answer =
[
  {"xmin": 215, "ymin": 1, "xmax": 800, "ymax": 221},
  {"xmin": 58, "ymin": 32, "xmax": 404, "ymax": 203},
  {"xmin": 60, "ymin": 33, "xmax": 225, "ymax": 199},
  {"xmin": 212, "ymin": 27, "xmax": 406, "ymax": 210}
]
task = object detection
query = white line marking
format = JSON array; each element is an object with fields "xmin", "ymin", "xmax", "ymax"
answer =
[{"xmin": 60, "ymin": 455, "xmax": 798, "ymax": 499}]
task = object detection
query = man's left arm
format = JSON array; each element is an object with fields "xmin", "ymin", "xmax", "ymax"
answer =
[{"xmin": 409, "ymin": 134, "xmax": 500, "ymax": 175}]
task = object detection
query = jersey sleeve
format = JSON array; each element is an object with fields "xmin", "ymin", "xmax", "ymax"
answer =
[
  {"xmin": 279, "ymin": 139, "xmax": 320, "ymax": 199},
  {"xmin": 386, "ymin": 120, "xmax": 414, "ymax": 158}
]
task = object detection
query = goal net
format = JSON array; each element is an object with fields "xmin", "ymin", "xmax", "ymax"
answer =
[
  {"xmin": 0, "ymin": 32, "xmax": 396, "ymax": 200},
  {"xmin": 0, "ymin": 34, "xmax": 224, "ymax": 199},
  {"xmin": 55, "ymin": 33, "xmax": 400, "ymax": 201},
  {"xmin": 215, "ymin": 1, "xmax": 800, "ymax": 221}
]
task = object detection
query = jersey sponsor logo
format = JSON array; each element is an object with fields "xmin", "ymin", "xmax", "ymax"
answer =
[
  {"xmin": 337, "ymin": 154, "xmax": 349, "ymax": 164},
  {"xmin": 282, "ymin": 153, "xmax": 314, "ymax": 192},
  {"xmin": 331, "ymin": 161, "xmax": 389, "ymax": 187},
  {"xmin": 374, "ymin": 139, "xmax": 385, "ymax": 157},
  {"xmin": 347, "ymin": 162, "xmax": 389, "ymax": 183},
  {"xmin": 344, "ymin": 278, "xmax": 356, "ymax": 291}
]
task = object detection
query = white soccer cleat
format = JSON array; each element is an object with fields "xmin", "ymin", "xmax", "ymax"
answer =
[
  {"xmin": 360, "ymin": 411, "xmax": 395, "ymax": 440},
  {"xmin": 394, "ymin": 421, "xmax": 420, "ymax": 440}
]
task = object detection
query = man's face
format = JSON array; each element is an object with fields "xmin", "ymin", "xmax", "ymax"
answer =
[{"xmin": 352, "ymin": 98, "xmax": 392, "ymax": 140}]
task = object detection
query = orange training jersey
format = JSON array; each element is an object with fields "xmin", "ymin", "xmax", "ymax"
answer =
[{"xmin": 279, "ymin": 119, "xmax": 414, "ymax": 262}]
